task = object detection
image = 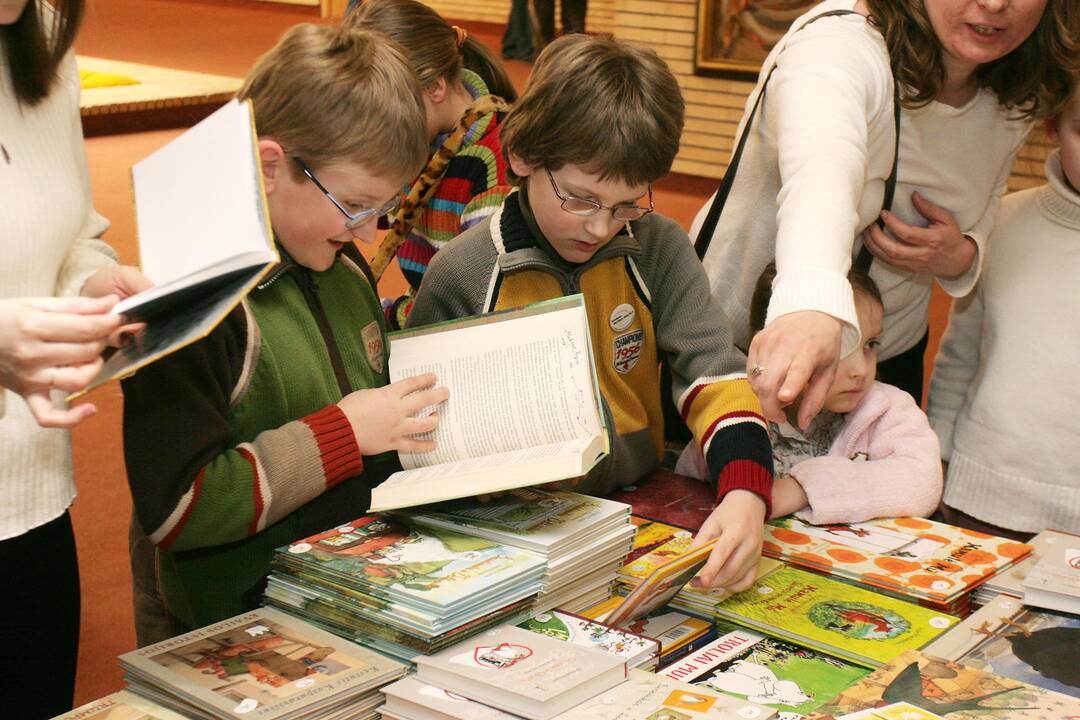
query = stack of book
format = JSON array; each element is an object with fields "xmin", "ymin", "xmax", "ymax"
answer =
[
  {"xmin": 760, "ymin": 516, "xmax": 1033, "ymax": 617},
  {"xmin": 262, "ymin": 515, "xmax": 546, "ymax": 662},
  {"xmin": 55, "ymin": 691, "xmax": 188, "ymax": 720},
  {"xmin": 579, "ymin": 599, "xmax": 717, "ymax": 668},
  {"xmin": 118, "ymin": 607, "xmax": 406, "ymax": 720},
  {"xmin": 807, "ymin": 649, "xmax": 1080, "ymax": 719},
  {"xmin": 408, "ymin": 489, "xmax": 635, "ymax": 613},
  {"xmin": 712, "ymin": 565, "xmax": 960, "ymax": 669},
  {"xmin": 1020, "ymin": 528, "xmax": 1080, "ymax": 615},
  {"xmin": 971, "ymin": 528, "xmax": 1068, "ymax": 604}
]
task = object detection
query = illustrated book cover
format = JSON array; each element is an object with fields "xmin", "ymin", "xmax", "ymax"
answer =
[
  {"xmin": 118, "ymin": 606, "xmax": 405, "ymax": 720},
  {"xmin": 519, "ymin": 609, "xmax": 659, "ymax": 669},
  {"xmin": 369, "ymin": 296, "xmax": 608, "ymax": 511},
  {"xmin": 714, "ymin": 565, "xmax": 959, "ymax": 668},
  {"xmin": 761, "ymin": 516, "xmax": 1031, "ymax": 606},
  {"xmin": 1021, "ymin": 528, "xmax": 1080, "ymax": 615},
  {"xmin": 84, "ymin": 98, "xmax": 277, "ymax": 393},
  {"xmin": 807, "ymin": 650, "xmax": 1080, "ymax": 720},
  {"xmin": 414, "ymin": 624, "xmax": 627, "ymax": 720}
]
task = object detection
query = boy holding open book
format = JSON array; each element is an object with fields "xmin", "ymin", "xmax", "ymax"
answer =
[
  {"xmin": 408, "ymin": 35, "xmax": 774, "ymax": 592},
  {"xmin": 121, "ymin": 24, "xmax": 447, "ymax": 641}
]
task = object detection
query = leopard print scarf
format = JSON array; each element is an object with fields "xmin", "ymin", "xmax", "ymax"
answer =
[{"xmin": 371, "ymin": 94, "xmax": 511, "ymax": 282}]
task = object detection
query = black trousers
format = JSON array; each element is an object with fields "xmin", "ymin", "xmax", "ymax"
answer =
[
  {"xmin": 0, "ymin": 510, "xmax": 80, "ymax": 718},
  {"xmin": 531, "ymin": 0, "xmax": 588, "ymax": 50},
  {"xmin": 877, "ymin": 330, "xmax": 930, "ymax": 407},
  {"xmin": 502, "ymin": 0, "xmax": 534, "ymax": 61}
]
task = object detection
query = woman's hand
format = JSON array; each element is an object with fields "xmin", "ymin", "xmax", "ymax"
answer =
[
  {"xmin": 689, "ymin": 489, "xmax": 767, "ymax": 592},
  {"xmin": 80, "ymin": 264, "xmax": 153, "ymax": 301},
  {"xmin": 747, "ymin": 310, "xmax": 842, "ymax": 429},
  {"xmin": 0, "ymin": 295, "xmax": 123, "ymax": 428},
  {"xmin": 863, "ymin": 191, "xmax": 976, "ymax": 279}
]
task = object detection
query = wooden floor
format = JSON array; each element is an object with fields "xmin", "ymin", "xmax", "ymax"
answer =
[{"xmin": 68, "ymin": 0, "xmax": 950, "ymax": 705}]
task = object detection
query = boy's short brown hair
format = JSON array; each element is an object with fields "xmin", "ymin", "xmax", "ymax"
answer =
[
  {"xmin": 500, "ymin": 34, "xmax": 685, "ymax": 186},
  {"xmin": 238, "ymin": 23, "xmax": 427, "ymax": 181}
]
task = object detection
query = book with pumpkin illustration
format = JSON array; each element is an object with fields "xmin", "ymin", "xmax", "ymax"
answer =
[
  {"xmin": 761, "ymin": 517, "xmax": 1032, "ymax": 612},
  {"xmin": 807, "ymin": 650, "xmax": 1080, "ymax": 720},
  {"xmin": 713, "ymin": 565, "xmax": 959, "ymax": 668}
]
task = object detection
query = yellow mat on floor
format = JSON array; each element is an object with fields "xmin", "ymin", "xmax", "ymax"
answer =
[{"xmin": 77, "ymin": 56, "xmax": 241, "ymax": 117}]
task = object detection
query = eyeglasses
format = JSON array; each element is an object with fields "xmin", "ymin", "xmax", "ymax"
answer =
[
  {"xmin": 294, "ymin": 157, "xmax": 399, "ymax": 230},
  {"xmin": 545, "ymin": 169, "xmax": 653, "ymax": 222}
]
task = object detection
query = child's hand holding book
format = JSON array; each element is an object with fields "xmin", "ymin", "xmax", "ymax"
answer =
[{"xmin": 338, "ymin": 372, "xmax": 448, "ymax": 455}]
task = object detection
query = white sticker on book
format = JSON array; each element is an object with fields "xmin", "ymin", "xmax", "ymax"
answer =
[{"xmin": 233, "ymin": 699, "xmax": 258, "ymax": 714}]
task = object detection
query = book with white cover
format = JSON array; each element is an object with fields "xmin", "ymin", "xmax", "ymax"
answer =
[
  {"xmin": 1021, "ymin": 529, "xmax": 1080, "ymax": 614},
  {"xmin": 84, "ymin": 98, "xmax": 277, "ymax": 392},
  {"xmin": 381, "ymin": 676, "xmax": 522, "ymax": 720},
  {"xmin": 979, "ymin": 528, "xmax": 1073, "ymax": 599},
  {"xmin": 551, "ymin": 669, "xmax": 774, "ymax": 719},
  {"xmin": 414, "ymin": 624, "xmax": 626, "ymax": 720},
  {"xmin": 369, "ymin": 296, "xmax": 608, "ymax": 512},
  {"xmin": 52, "ymin": 690, "xmax": 189, "ymax": 720}
]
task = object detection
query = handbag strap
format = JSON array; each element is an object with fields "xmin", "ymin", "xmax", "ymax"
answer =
[{"xmin": 693, "ymin": 8, "xmax": 901, "ymax": 276}]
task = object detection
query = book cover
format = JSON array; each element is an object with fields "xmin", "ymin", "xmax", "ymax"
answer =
[
  {"xmin": 762, "ymin": 517, "xmax": 1032, "ymax": 604},
  {"xmin": 416, "ymin": 489, "xmax": 586, "ymax": 533},
  {"xmin": 808, "ymin": 650, "xmax": 1080, "ymax": 720},
  {"xmin": 83, "ymin": 98, "xmax": 277, "ymax": 394},
  {"xmin": 519, "ymin": 610, "xmax": 659, "ymax": 667},
  {"xmin": 978, "ymin": 529, "xmax": 1073, "ymax": 598},
  {"xmin": 276, "ymin": 516, "xmax": 545, "ymax": 613},
  {"xmin": 715, "ymin": 566, "xmax": 959, "ymax": 668},
  {"xmin": 605, "ymin": 540, "xmax": 717, "ymax": 626},
  {"xmin": 661, "ymin": 622, "xmax": 870, "ymax": 718},
  {"xmin": 119, "ymin": 607, "xmax": 405, "ymax": 720},
  {"xmin": 414, "ymin": 624, "xmax": 626, "ymax": 719},
  {"xmin": 1021, "ymin": 529, "xmax": 1080, "ymax": 614},
  {"xmin": 552, "ymin": 669, "xmax": 775, "ymax": 719},
  {"xmin": 381, "ymin": 676, "xmax": 521, "ymax": 720},
  {"xmin": 52, "ymin": 691, "xmax": 188, "ymax": 720},
  {"xmin": 924, "ymin": 595, "xmax": 1080, "ymax": 697},
  {"xmin": 370, "ymin": 296, "xmax": 609, "ymax": 511}
]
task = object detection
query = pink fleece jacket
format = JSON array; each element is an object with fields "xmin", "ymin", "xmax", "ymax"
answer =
[{"xmin": 790, "ymin": 382, "xmax": 942, "ymax": 525}]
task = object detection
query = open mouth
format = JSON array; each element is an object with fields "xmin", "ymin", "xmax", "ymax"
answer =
[{"xmin": 968, "ymin": 23, "xmax": 1003, "ymax": 37}]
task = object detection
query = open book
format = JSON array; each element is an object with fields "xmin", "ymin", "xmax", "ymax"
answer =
[
  {"xmin": 82, "ymin": 98, "xmax": 276, "ymax": 393},
  {"xmin": 368, "ymin": 296, "xmax": 608, "ymax": 512}
]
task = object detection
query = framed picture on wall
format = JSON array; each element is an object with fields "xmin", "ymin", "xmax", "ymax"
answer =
[{"xmin": 695, "ymin": 0, "xmax": 822, "ymax": 79}]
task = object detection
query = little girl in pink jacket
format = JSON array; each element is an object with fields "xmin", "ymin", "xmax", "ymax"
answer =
[{"xmin": 678, "ymin": 263, "xmax": 942, "ymax": 524}]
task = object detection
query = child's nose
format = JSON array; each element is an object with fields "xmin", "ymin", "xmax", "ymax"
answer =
[
  {"xmin": 348, "ymin": 219, "xmax": 377, "ymax": 243},
  {"xmin": 584, "ymin": 211, "xmax": 617, "ymax": 240}
]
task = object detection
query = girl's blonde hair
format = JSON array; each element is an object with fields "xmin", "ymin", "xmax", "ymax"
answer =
[
  {"xmin": 866, "ymin": 0, "xmax": 1079, "ymax": 119},
  {"xmin": 345, "ymin": 0, "xmax": 517, "ymax": 102},
  {"xmin": 238, "ymin": 23, "xmax": 428, "ymax": 180}
]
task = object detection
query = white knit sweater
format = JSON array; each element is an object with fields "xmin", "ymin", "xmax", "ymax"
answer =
[
  {"xmin": 693, "ymin": 0, "xmax": 1030, "ymax": 360},
  {"xmin": 0, "ymin": 46, "xmax": 117, "ymax": 540},
  {"xmin": 928, "ymin": 150, "xmax": 1080, "ymax": 533}
]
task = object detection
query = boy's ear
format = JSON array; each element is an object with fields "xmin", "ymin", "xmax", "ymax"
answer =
[
  {"xmin": 258, "ymin": 139, "xmax": 288, "ymax": 195},
  {"xmin": 507, "ymin": 151, "xmax": 534, "ymax": 179},
  {"xmin": 424, "ymin": 76, "xmax": 449, "ymax": 104}
]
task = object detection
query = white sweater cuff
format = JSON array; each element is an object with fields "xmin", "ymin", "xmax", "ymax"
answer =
[
  {"xmin": 766, "ymin": 266, "xmax": 861, "ymax": 356},
  {"xmin": 937, "ymin": 235, "xmax": 983, "ymax": 298}
]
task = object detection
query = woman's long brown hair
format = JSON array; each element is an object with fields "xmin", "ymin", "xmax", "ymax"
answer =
[{"xmin": 2, "ymin": 0, "xmax": 85, "ymax": 106}]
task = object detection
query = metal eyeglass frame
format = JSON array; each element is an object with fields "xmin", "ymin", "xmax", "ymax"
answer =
[
  {"xmin": 293, "ymin": 157, "xmax": 399, "ymax": 230},
  {"xmin": 545, "ymin": 168, "xmax": 654, "ymax": 222}
]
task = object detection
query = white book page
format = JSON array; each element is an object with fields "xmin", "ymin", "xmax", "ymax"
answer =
[
  {"xmin": 131, "ymin": 99, "xmax": 273, "ymax": 286},
  {"xmin": 391, "ymin": 305, "xmax": 602, "ymax": 469}
]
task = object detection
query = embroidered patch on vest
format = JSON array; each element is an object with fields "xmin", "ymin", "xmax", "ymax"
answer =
[
  {"xmin": 613, "ymin": 328, "xmax": 644, "ymax": 374},
  {"xmin": 362, "ymin": 321, "xmax": 385, "ymax": 374}
]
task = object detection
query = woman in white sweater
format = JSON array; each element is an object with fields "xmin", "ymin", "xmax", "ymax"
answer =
[
  {"xmin": 695, "ymin": 0, "xmax": 1076, "ymax": 429},
  {"xmin": 928, "ymin": 86, "xmax": 1080, "ymax": 538},
  {"xmin": 1, "ymin": 0, "xmax": 148, "ymax": 716}
]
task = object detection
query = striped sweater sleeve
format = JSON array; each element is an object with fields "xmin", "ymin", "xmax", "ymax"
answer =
[{"xmin": 121, "ymin": 308, "xmax": 362, "ymax": 552}]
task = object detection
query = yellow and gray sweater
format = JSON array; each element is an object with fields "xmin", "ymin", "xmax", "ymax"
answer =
[{"xmin": 409, "ymin": 189, "xmax": 774, "ymax": 508}]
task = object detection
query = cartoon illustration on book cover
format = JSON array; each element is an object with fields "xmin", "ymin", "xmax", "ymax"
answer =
[
  {"xmin": 449, "ymin": 642, "xmax": 535, "ymax": 670},
  {"xmin": 808, "ymin": 601, "xmax": 910, "ymax": 641},
  {"xmin": 810, "ymin": 651, "xmax": 1080, "ymax": 720}
]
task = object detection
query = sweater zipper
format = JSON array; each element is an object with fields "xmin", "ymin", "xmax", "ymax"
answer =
[{"xmin": 291, "ymin": 267, "xmax": 354, "ymax": 397}]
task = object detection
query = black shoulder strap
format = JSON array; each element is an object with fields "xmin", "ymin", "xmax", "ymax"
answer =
[{"xmin": 693, "ymin": 8, "xmax": 901, "ymax": 275}]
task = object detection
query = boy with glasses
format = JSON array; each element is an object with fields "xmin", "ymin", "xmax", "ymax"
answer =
[
  {"xmin": 408, "ymin": 35, "xmax": 774, "ymax": 592},
  {"xmin": 121, "ymin": 24, "xmax": 448, "ymax": 640}
]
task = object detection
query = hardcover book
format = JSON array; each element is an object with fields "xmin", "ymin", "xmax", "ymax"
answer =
[
  {"xmin": 369, "ymin": 296, "xmax": 608, "ymax": 512},
  {"xmin": 604, "ymin": 539, "xmax": 717, "ymax": 626},
  {"xmin": 52, "ymin": 691, "xmax": 188, "ymax": 720},
  {"xmin": 660, "ymin": 621, "xmax": 870, "ymax": 719},
  {"xmin": 551, "ymin": 669, "xmax": 774, "ymax": 719},
  {"xmin": 761, "ymin": 516, "xmax": 1032, "ymax": 607},
  {"xmin": 923, "ymin": 594, "xmax": 1080, "ymax": 697},
  {"xmin": 714, "ymin": 565, "xmax": 959, "ymax": 668},
  {"xmin": 118, "ymin": 607, "xmax": 405, "ymax": 720},
  {"xmin": 414, "ymin": 624, "xmax": 627, "ymax": 720},
  {"xmin": 974, "ymin": 528, "xmax": 1073, "ymax": 601},
  {"xmin": 83, "ymin": 99, "xmax": 277, "ymax": 393},
  {"xmin": 380, "ymin": 676, "xmax": 521, "ymax": 720},
  {"xmin": 807, "ymin": 650, "xmax": 1080, "ymax": 720},
  {"xmin": 1021, "ymin": 529, "xmax": 1080, "ymax": 615}
]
